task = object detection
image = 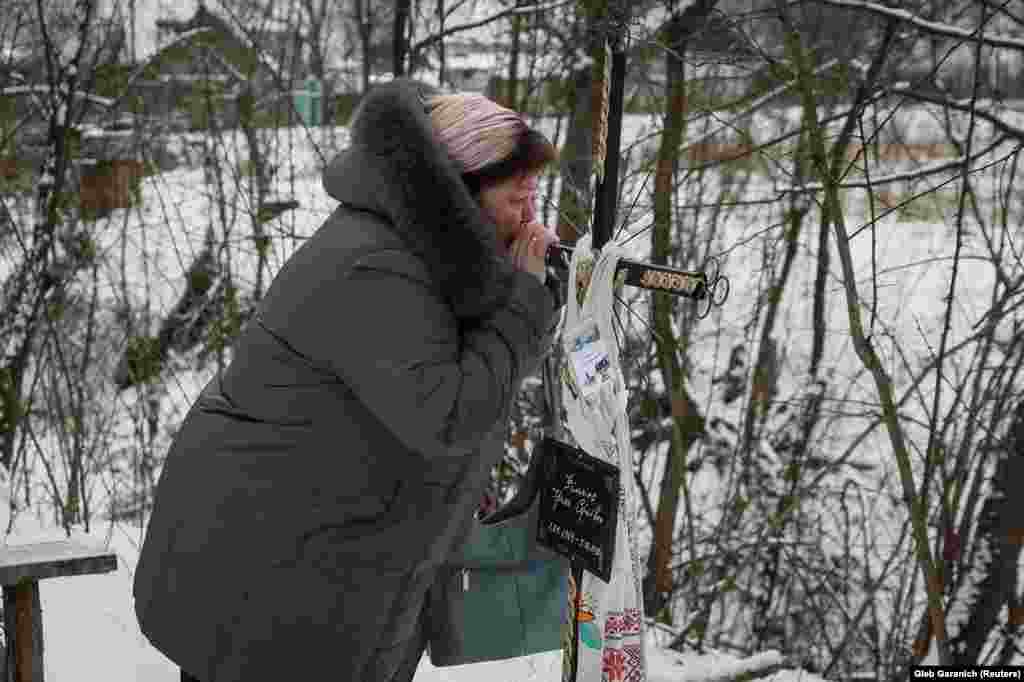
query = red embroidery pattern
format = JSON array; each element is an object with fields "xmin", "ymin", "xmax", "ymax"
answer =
[
  {"xmin": 605, "ymin": 609, "xmax": 643, "ymax": 638},
  {"xmin": 600, "ymin": 608, "xmax": 644, "ymax": 681},
  {"xmin": 622, "ymin": 608, "xmax": 642, "ymax": 635},
  {"xmin": 602, "ymin": 648, "xmax": 626, "ymax": 682},
  {"xmin": 622, "ymin": 644, "xmax": 644, "ymax": 682},
  {"xmin": 604, "ymin": 611, "xmax": 623, "ymax": 638}
]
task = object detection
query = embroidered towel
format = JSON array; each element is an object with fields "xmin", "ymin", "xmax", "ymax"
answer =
[{"xmin": 560, "ymin": 232, "xmax": 646, "ymax": 682}]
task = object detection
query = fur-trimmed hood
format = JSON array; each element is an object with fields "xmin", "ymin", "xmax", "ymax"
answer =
[{"xmin": 322, "ymin": 78, "xmax": 517, "ymax": 320}]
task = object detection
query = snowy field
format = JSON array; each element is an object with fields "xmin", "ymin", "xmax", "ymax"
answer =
[
  {"xmin": 1, "ymin": 500, "xmax": 803, "ymax": 680},
  {"xmin": 3, "ymin": 103, "xmax": 1023, "ymax": 678}
]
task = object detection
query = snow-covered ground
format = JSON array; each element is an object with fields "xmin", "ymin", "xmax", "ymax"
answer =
[
  {"xmin": 3, "ymin": 103, "xmax": 1023, "ymax": 678},
  {"xmin": 2, "ymin": 487, "xmax": 809, "ymax": 681}
]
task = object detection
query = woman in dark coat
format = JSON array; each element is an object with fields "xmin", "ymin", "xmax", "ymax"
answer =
[{"xmin": 132, "ymin": 78, "xmax": 563, "ymax": 682}]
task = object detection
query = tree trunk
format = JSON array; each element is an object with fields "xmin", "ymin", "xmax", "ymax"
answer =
[
  {"xmin": 946, "ymin": 399, "xmax": 1024, "ymax": 663},
  {"xmin": 635, "ymin": 0, "xmax": 721, "ymax": 628},
  {"xmin": 555, "ymin": 64, "xmax": 593, "ymax": 243},
  {"xmin": 642, "ymin": 7, "xmax": 705, "ymax": 626},
  {"xmin": 742, "ymin": 183, "xmax": 807, "ymax": 455},
  {"xmin": 393, "ymin": 0, "xmax": 411, "ymax": 77},
  {"xmin": 554, "ymin": 3, "xmax": 599, "ymax": 245},
  {"xmin": 238, "ymin": 85, "xmax": 269, "ymax": 299},
  {"xmin": 306, "ymin": 30, "xmax": 330, "ymax": 126},
  {"xmin": 506, "ymin": 0, "xmax": 522, "ymax": 109},
  {"xmin": 304, "ymin": 0, "xmax": 331, "ymax": 125},
  {"xmin": 436, "ymin": 0, "xmax": 446, "ymax": 88},
  {"xmin": 354, "ymin": 0, "xmax": 374, "ymax": 94},
  {"xmin": 129, "ymin": 0, "xmax": 137, "ymax": 63},
  {"xmin": 810, "ymin": 214, "xmax": 829, "ymax": 378}
]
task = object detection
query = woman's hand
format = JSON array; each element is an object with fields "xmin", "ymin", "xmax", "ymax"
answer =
[{"xmin": 508, "ymin": 221, "xmax": 559, "ymax": 285}]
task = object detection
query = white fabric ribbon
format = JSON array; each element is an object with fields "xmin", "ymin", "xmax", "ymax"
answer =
[{"xmin": 560, "ymin": 233, "xmax": 647, "ymax": 682}]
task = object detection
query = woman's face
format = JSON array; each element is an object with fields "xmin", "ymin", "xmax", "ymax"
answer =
[{"xmin": 478, "ymin": 171, "xmax": 540, "ymax": 255}]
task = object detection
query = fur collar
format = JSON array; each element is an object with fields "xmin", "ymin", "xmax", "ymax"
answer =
[{"xmin": 322, "ymin": 79, "xmax": 516, "ymax": 320}]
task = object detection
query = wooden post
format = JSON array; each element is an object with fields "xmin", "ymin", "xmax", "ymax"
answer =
[
  {"xmin": 14, "ymin": 582, "xmax": 42, "ymax": 682},
  {"xmin": 592, "ymin": 45, "xmax": 627, "ymax": 252},
  {"xmin": 2, "ymin": 581, "xmax": 42, "ymax": 682},
  {"xmin": 3, "ymin": 585, "xmax": 13, "ymax": 682},
  {"xmin": 591, "ymin": 6, "xmax": 629, "ymax": 253}
]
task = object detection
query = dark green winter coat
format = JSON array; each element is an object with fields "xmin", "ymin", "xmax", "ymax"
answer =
[{"xmin": 132, "ymin": 79, "xmax": 560, "ymax": 681}]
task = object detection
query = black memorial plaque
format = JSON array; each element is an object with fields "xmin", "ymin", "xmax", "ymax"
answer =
[{"xmin": 536, "ymin": 437, "xmax": 619, "ymax": 583}]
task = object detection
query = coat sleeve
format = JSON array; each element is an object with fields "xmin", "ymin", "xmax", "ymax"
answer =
[{"xmin": 304, "ymin": 248, "xmax": 558, "ymax": 459}]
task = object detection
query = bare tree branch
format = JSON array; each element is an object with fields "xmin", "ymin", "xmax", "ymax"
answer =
[
  {"xmin": 682, "ymin": 58, "xmax": 840, "ymax": 160},
  {"xmin": 976, "ymin": 0, "xmax": 1024, "ymax": 28},
  {"xmin": 812, "ymin": 0, "xmax": 1024, "ymax": 52},
  {"xmin": 780, "ymin": 135, "xmax": 1016, "ymax": 194},
  {"xmin": 1, "ymin": 84, "xmax": 113, "ymax": 107},
  {"xmin": 887, "ymin": 85, "xmax": 1024, "ymax": 143},
  {"xmin": 410, "ymin": 0, "xmax": 573, "ymax": 56},
  {"xmin": 778, "ymin": 0, "xmax": 953, "ymax": 662}
]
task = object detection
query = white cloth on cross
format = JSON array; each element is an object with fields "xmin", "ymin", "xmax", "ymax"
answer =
[{"xmin": 560, "ymin": 232, "xmax": 647, "ymax": 682}]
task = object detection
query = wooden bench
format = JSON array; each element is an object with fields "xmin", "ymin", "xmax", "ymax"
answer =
[{"xmin": 0, "ymin": 540, "xmax": 118, "ymax": 682}]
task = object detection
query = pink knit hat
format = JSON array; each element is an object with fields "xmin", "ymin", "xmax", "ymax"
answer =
[
  {"xmin": 427, "ymin": 94, "xmax": 528, "ymax": 174},
  {"xmin": 426, "ymin": 93, "xmax": 556, "ymax": 195}
]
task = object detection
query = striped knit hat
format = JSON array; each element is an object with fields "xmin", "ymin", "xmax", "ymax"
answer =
[{"xmin": 426, "ymin": 93, "xmax": 556, "ymax": 194}]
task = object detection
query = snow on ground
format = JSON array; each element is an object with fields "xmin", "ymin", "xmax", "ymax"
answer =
[
  {"xmin": 2, "ymin": 481, "xmax": 814, "ymax": 681},
  {"xmin": 9, "ymin": 524, "xmax": 812, "ymax": 680},
  {"xmin": 3, "ymin": 105, "xmax": 1020, "ymax": 678}
]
